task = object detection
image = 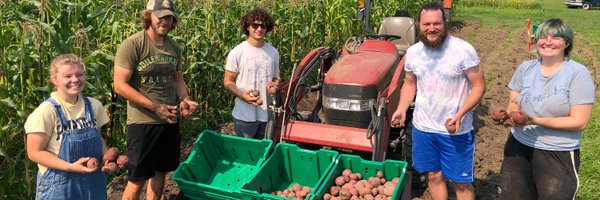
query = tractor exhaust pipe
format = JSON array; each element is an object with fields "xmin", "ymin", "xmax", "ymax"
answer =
[{"xmin": 357, "ymin": 0, "xmax": 375, "ymax": 35}]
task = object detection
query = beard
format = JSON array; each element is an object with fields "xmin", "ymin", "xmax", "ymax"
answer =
[
  {"xmin": 418, "ymin": 28, "xmax": 448, "ymax": 49},
  {"xmin": 151, "ymin": 24, "xmax": 172, "ymax": 37}
]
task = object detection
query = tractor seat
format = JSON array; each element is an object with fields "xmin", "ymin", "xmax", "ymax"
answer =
[{"xmin": 378, "ymin": 16, "xmax": 416, "ymax": 57}]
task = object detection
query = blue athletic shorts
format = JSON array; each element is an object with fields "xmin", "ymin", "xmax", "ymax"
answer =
[{"xmin": 412, "ymin": 127, "xmax": 475, "ymax": 183}]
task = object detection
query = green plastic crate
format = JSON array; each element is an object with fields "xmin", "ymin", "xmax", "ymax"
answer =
[
  {"xmin": 310, "ymin": 154, "xmax": 408, "ymax": 200},
  {"xmin": 240, "ymin": 143, "xmax": 339, "ymax": 200},
  {"xmin": 173, "ymin": 130, "xmax": 273, "ymax": 200}
]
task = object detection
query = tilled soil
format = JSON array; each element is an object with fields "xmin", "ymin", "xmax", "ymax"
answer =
[{"xmin": 107, "ymin": 21, "xmax": 598, "ymax": 200}]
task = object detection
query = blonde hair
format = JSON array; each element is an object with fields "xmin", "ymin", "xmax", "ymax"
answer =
[{"xmin": 49, "ymin": 54, "xmax": 85, "ymax": 89}]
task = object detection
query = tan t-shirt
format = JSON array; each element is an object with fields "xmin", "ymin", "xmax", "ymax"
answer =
[
  {"xmin": 115, "ymin": 31, "xmax": 182, "ymax": 124},
  {"xmin": 24, "ymin": 92, "xmax": 109, "ymax": 174}
]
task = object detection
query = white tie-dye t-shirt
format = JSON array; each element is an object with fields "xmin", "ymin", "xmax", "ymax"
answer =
[{"xmin": 405, "ymin": 35, "xmax": 480, "ymax": 135}]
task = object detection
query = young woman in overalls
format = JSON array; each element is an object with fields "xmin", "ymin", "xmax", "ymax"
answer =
[{"xmin": 25, "ymin": 54, "xmax": 110, "ymax": 199}]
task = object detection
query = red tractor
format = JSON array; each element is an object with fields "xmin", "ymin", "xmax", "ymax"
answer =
[{"xmin": 267, "ymin": 0, "xmax": 418, "ymax": 162}]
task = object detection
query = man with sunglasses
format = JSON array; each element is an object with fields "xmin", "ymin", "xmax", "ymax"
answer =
[{"xmin": 223, "ymin": 8, "xmax": 280, "ymax": 139}]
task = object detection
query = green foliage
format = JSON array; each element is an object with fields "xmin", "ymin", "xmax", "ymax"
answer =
[
  {"xmin": 0, "ymin": 0, "xmax": 429, "ymax": 199},
  {"xmin": 459, "ymin": 0, "xmax": 543, "ymax": 9},
  {"xmin": 579, "ymin": 106, "xmax": 600, "ymax": 200}
]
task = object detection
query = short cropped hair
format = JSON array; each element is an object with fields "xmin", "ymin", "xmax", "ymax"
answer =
[
  {"xmin": 533, "ymin": 18, "xmax": 574, "ymax": 59},
  {"xmin": 418, "ymin": 2, "xmax": 446, "ymax": 24},
  {"xmin": 241, "ymin": 8, "xmax": 275, "ymax": 36}
]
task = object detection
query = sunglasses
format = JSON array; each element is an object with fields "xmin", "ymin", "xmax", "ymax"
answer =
[{"xmin": 250, "ymin": 23, "xmax": 266, "ymax": 29}]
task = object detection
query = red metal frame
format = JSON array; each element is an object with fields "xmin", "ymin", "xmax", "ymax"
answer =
[{"xmin": 272, "ymin": 39, "xmax": 407, "ymax": 160}]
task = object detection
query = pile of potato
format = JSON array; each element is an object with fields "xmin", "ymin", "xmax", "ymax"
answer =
[
  {"xmin": 86, "ymin": 147, "xmax": 128, "ymax": 175},
  {"xmin": 323, "ymin": 169, "xmax": 399, "ymax": 200},
  {"xmin": 270, "ymin": 183, "xmax": 312, "ymax": 199}
]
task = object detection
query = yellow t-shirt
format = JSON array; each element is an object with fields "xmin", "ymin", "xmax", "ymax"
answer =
[{"xmin": 24, "ymin": 92, "xmax": 109, "ymax": 174}]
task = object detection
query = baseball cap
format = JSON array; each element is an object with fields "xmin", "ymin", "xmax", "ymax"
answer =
[{"xmin": 146, "ymin": 0, "xmax": 176, "ymax": 18}]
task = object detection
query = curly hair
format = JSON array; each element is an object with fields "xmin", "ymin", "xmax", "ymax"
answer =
[
  {"xmin": 141, "ymin": 10, "xmax": 178, "ymax": 30},
  {"xmin": 240, "ymin": 8, "xmax": 275, "ymax": 36}
]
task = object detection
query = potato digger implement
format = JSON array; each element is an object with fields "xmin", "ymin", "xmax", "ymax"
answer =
[
  {"xmin": 267, "ymin": 0, "xmax": 416, "ymax": 165},
  {"xmin": 261, "ymin": 0, "xmax": 420, "ymax": 198}
]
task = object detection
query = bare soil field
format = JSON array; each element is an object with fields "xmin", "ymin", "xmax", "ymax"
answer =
[{"xmin": 106, "ymin": 21, "xmax": 598, "ymax": 200}]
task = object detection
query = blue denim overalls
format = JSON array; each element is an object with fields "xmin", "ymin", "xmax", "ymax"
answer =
[{"xmin": 35, "ymin": 97, "xmax": 107, "ymax": 200}]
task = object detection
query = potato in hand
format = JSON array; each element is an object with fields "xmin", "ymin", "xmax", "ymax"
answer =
[
  {"xmin": 509, "ymin": 111, "xmax": 529, "ymax": 126},
  {"xmin": 491, "ymin": 108, "xmax": 509, "ymax": 125},
  {"xmin": 86, "ymin": 157, "xmax": 99, "ymax": 169},
  {"xmin": 445, "ymin": 119, "xmax": 456, "ymax": 134},
  {"xmin": 116, "ymin": 155, "xmax": 129, "ymax": 169},
  {"xmin": 102, "ymin": 162, "xmax": 119, "ymax": 175},
  {"xmin": 103, "ymin": 147, "xmax": 118, "ymax": 163}
]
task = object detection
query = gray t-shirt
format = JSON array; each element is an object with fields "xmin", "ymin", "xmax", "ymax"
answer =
[
  {"xmin": 508, "ymin": 59, "xmax": 595, "ymax": 151},
  {"xmin": 225, "ymin": 41, "xmax": 280, "ymax": 122}
]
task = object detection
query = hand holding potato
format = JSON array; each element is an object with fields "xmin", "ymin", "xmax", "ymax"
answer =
[
  {"xmin": 491, "ymin": 108, "xmax": 509, "ymax": 125},
  {"xmin": 267, "ymin": 82, "xmax": 279, "ymax": 96},
  {"xmin": 509, "ymin": 111, "xmax": 530, "ymax": 126},
  {"xmin": 242, "ymin": 89, "xmax": 261, "ymax": 106},
  {"xmin": 85, "ymin": 157, "xmax": 99, "ymax": 169},
  {"xmin": 445, "ymin": 118, "xmax": 457, "ymax": 134},
  {"xmin": 103, "ymin": 147, "xmax": 118, "ymax": 164},
  {"xmin": 390, "ymin": 110, "xmax": 406, "ymax": 128},
  {"xmin": 179, "ymin": 97, "xmax": 198, "ymax": 118},
  {"xmin": 116, "ymin": 155, "xmax": 129, "ymax": 169},
  {"xmin": 102, "ymin": 162, "xmax": 119, "ymax": 175},
  {"xmin": 152, "ymin": 103, "xmax": 178, "ymax": 124},
  {"xmin": 70, "ymin": 157, "xmax": 98, "ymax": 174}
]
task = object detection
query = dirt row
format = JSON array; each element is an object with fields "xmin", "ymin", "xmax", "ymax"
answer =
[{"xmin": 106, "ymin": 21, "xmax": 598, "ymax": 200}]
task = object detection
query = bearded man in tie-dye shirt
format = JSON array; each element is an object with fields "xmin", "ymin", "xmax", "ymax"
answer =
[{"xmin": 390, "ymin": 2, "xmax": 485, "ymax": 200}]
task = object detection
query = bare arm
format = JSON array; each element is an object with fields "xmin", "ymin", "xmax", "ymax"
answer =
[
  {"xmin": 391, "ymin": 71, "xmax": 417, "ymax": 127},
  {"xmin": 267, "ymin": 78, "xmax": 280, "ymax": 96},
  {"xmin": 530, "ymin": 104, "xmax": 593, "ymax": 131},
  {"xmin": 113, "ymin": 65, "xmax": 177, "ymax": 123},
  {"xmin": 173, "ymin": 71, "xmax": 189, "ymax": 101},
  {"xmin": 506, "ymin": 90, "xmax": 520, "ymax": 112},
  {"xmin": 27, "ymin": 133, "xmax": 96, "ymax": 173},
  {"xmin": 456, "ymin": 65, "xmax": 485, "ymax": 118},
  {"xmin": 223, "ymin": 69, "xmax": 259, "ymax": 105},
  {"xmin": 173, "ymin": 71, "xmax": 198, "ymax": 117},
  {"xmin": 448, "ymin": 65, "xmax": 485, "ymax": 129},
  {"xmin": 113, "ymin": 65, "xmax": 155, "ymax": 110},
  {"xmin": 506, "ymin": 90, "xmax": 592, "ymax": 131}
]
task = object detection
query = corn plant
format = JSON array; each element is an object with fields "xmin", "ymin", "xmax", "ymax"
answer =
[
  {"xmin": 458, "ymin": 0, "xmax": 543, "ymax": 9},
  {"xmin": 0, "ymin": 0, "xmax": 431, "ymax": 198}
]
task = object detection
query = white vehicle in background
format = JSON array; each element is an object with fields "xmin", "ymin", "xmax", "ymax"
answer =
[{"xmin": 566, "ymin": 0, "xmax": 600, "ymax": 10}]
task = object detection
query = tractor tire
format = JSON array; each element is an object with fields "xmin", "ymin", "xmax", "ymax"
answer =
[{"xmin": 582, "ymin": 3, "xmax": 591, "ymax": 10}]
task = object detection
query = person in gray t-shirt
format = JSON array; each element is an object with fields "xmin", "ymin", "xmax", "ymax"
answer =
[{"xmin": 498, "ymin": 19, "xmax": 595, "ymax": 200}]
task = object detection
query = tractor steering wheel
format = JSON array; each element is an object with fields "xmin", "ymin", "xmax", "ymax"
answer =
[{"xmin": 366, "ymin": 34, "xmax": 401, "ymax": 41}]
